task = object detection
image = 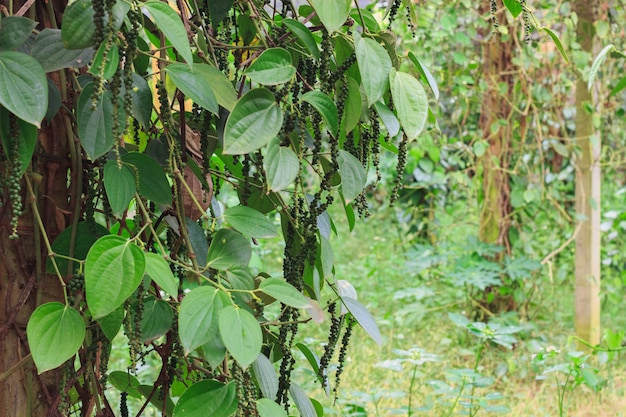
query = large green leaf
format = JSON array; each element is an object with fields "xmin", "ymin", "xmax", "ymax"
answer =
[
  {"xmin": 0, "ymin": 16, "xmax": 37, "ymax": 51},
  {"xmin": 62, "ymin": 0, "xmax": 129, "ymax": 49},
  {"xmin": 244, "ymin": 48, "xmax": 296, "ymax": 85},
  {"xmin": 337, "ymin": 150, "xmax": 367, "ymax": 204},
  {"xmin": 142, "ymin": 2, "xmax": 193, "ymax": 66},
  {"xmin": 259, "ymin": 278, "xmax": 311, "ymax": 309},
  {"xmin": 109, "ymin": 371, "xmax": 142, "ymax": 399},
  {"xmin": 301, "ymin": 90, "xmax": 338, "ymax": 136},
  {"xmin": 85, "ymin": 235, "xmax": 146, "ymax": 319},
  {"xmin": 282, "ymin": 19, "xmax": 320, "ymax": 59},
  {"xmin": 0, "ymin": 51, "xmax": 48, "ymax": 127},
  {"xmin": 26, "ymin": 303, "xmax": 85, "ymax": 373},
  {"xmin": 223, "ymin": 206, "xmax": 277, "ymax": 239},
  {"xmin": 77, "ymin": 82, "xmax": 116, "ymax": 160},
  {"xmin": 223, "ymin": 88, "xmax": 283, "ymax": 155},
  {"xmin": 252, "ymin": 354, "xmax": 278, "ymax": 400},
  {"xmin": 97, "ymin": 305, "xmax": 124, "ymax": 341},
  {"xmin": 47, "ymin": 221, "xmax": 109, "ymax": 274},
  {"xmin": 203, "ymin": 334, "xmax": 227, "ymax": 369},
  {"xmin": 354, "ymin": 33, "xmax": 392, "ymax": 106},
  {"xmin": 257, "ymin": 399, "xmax": 288, "ymax": 417},
  {"xmin": 103, "ymin": 160, "xmax": 136, "ymax": 216},
  {"xmin": 144, "ymin": 252, "xmax": 179, "ymax": 298},
  {"xmin": 0, "ymin": 106, "xmax": 37, "ymax": 175},
  {"xmin": 140, "ymin": 297, "xmax": 173, "ymax": 343},
  {"xmin": 129, "ymin": 72, "xmax": 153, "ymax": 128},
  {"xmin": 179, "ymin": 286, "xmax": 229, "ymax": 354},
  {"xmin": 219, "ymin": 306, "xmax": 262, "ymax": 368},
  {"xmin": 389, "ymin": 68, "xmax": 428, "ymax": 139},
  {"xmin": 310, "ymin": 0, "xmax": 351, "ymax": 32},
  {"xmin": 121, "ymin": 152, "xmax": 172, "ymax": 205},
  {"xmin": 165, "ymin": 62, "xmax": 218, "ymax": 113},
  {"xmin": 88, "ymin": 42, "xmax": 119, "ymax": 80},
  {"xmin": 264, "ymin": 138, "xmax": 299, "ymax": 192},
  {"xmin": 172, "ymin": 380, "xmax": 237, "ymax": 417},
  {"xmin": 207, "ymin": 229, "xmax": 252, "ymax": 271},
  {"xmin": 32, "ymin": 29, "xmax": 93, "ymax": 72},
  {"xmin": 193, "ymin": 64, "xmax": 237, "ymax": 111},
  {"xmin": 343, "ymin": 76, "xmax": 362, "ymax": 132}
]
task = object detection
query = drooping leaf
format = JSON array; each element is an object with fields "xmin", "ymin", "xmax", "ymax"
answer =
[
  {"xmin": 62, "ymin": 0, "xmax": 129, "ymax": 49},
  {"xmin": 408, "ymin": 52, "xmax": 439, "ymax": 100},
  {"xmin": 257, "ymin": 398, "xmax": 288, "ymax": 417},
  {"xmin": 282, "ymin": 19, "xmax": 320, "ymax": 59},
  {"xmin": 32, "ymin": 29, "xmax": 93, "ymax": 72},
  {"xmin": 219, "ymin": 306, "xmax": 262, "ymax": 368},
  {"xmin": 259, "ymin": 278, "xmax": 311, "ymax": 309},
  {"xmin": 343, "ymin": 76, "xmax": 361, "ymax": 132},
  {"xmin": 144, "ymin": 252, "xmax": 179, "ymax": 298},
  {"xmin": 97, "ymin": 305, "xmax": 124, "ymax": 341},
  {"xmin": 373, "ymin": 101, "xmax": 400, "ymax": 137},
  {"xmin": 264, "ymin": 138, "xmax": 299, "ymax": 192},
  {"xmin": 207, "ymin": 229, "xmax": 252, "ymax": 271},
  {"xmin": 172, "ymin": 380, "xmax": 237, "ymax": 417},
  {"xmin": 0, "ymin": 106, "xmax": 37, "ymax": 175},
  {"xmin": 223, "ymin": 88, "xmax": 283, "ymax": 155},
  {"xmin": 88, "ymin": 42, "xmax": 119, "ymax": 80},
  {"xmin": 129, "ymin": 72, "xmax": 152, "ymax": 128},
  {"xmin": 85, "ymin": 235, "xmax": 146, "ymax": 319},
  {"xmin": 0, "ymin": 51, "xmax": 48, "ymax": 127},
  {"xmin": 349, "ymin": 8, "xmax": 381, "ymax": 32},
  {"xmin": 26, "ymin": 303, "xmax": 85, "ymax": 373},
  {"xmin": 165, "ymin": 62, "xmax": 219, "ymax": 114},
  {"xmin": 389, "ymin": 68, "xmax": 428, "ymax": 139},
  {"xmin": 588, "ymin": 44, "xmax": 615, "ymax": 91},
  {"xmin": 186, "ymin": 219, "xmax": 209, "ymax": 267},
  {"xmin": 140, "ymin": 297, "xmax": 173, "ymax": 343},
  {"xmin": 77, "ymin": 82, "xmax": 116, "ymax": 160},
  {"xmin": 46, "ymin": 79, "xmax": 62, "ymax": 121},
  {"xmin": 121, "ymin": 152, "xmax": 172, "ymax": 205},
  {"xmin": 103, "ymin": 160, "xmax": 136, "ymax": 216},
  {"xmin": 244, "ymin": 48, "xmax": 296, "ymax": 85},
  {"xmin": 193, "ymin": 64, "xmax": 237, "ymax": 111},
  {"xmin": 341, "ymin": 297, "xmax": 382, "ymax": 346},
  {"xmin": 289, "ymin": 383, "xmax": 317, "ymax": 417},
  {"xmin": 301, "ymin": 90, "xmax": 339, "ymax": 136},
  {"xmin": 203, "ymin": 334, "xmax": 227, "ymax": 369},
  {"xmin": 610, "ymin": 75, "xmax": 626, "ymax": 97},
  {"xmin": 310, "ymin": 0, "xmax": 351, "ymax": 32},
  {"xmin": 223, "ymin": 206, "xmax": 278, "ymax": 239},
  {"xmin": 108, "ymin": 371, "xmax": 142, "ymax": 399},
  {"xmin": 47, "ymin": 221, "xmax": 109, "ymax": 274},
  {"xmin": 354, "ymin": 33, "xmax": 392, "ymax": 106},
  {"xmin": 208, "ymin": 0, "xmax": 235, "ymax": 27},
  {"xmin": 142, "ymin": 1, "xmax": 193, "ymax": 66},
  {"xmin": 503, "ymin": 0, "xmax": 523, "ymax": 18},
  {"xmin": 0, "ymin": 16, "xmax": 37, "ymax": 51},
  {"xmin": 252, "ymin": 354, "xmax": 279, "ymax": 400},
  {"xmin": 179, "ymin": 286, "xmax": 229, "ymax": 354},
  {"xmin": 337, "ymin": 150, "xmax": 367, "ymax": 204},
  {"xmin": 542, "ymin": 27, "xmax": 569, "ymax": 62},
  {"xmin": 318, "ymin": 235, "xmax": 334, "ymax": 279}
]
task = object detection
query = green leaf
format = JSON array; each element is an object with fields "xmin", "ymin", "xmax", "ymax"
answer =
[
  {"xmin": 62, "ymin": 0, "xmax": 129, "ymax": 49},
  {"xmin": 408, "ymin": 52, "xmax": 439, "ymax": 100},
  {"xmin": 207, "ymin": 229, "xmax": 252, "ymax": 271},
  {"xmin": 337, "ymin": 150, "xmax": 367, "ymax": 204},
  {"xmin": 0, "ymin": 51, "xmax": 48, "ymax": 127},
  {"xmin": 257, "ymin": 398, "xmax": 288, "ymax": 417},
  {"xmin": 32, "ymin": 29, "xmax": 94, "ymax": 72},
  {"xmin": 343, "ymin": 76, "xmax": 361, "ymax": 132},
  {"xmin": 103, "ymin": 161, "xmax": 136, "ymax": 216},
  {"xmin": 341, "ymin": 297, "xmax": 382, "ymax": 346},
  {"xmin": 142, "ymin": 2, "xmax": 193, "ymax": 66},
  {"xmin": 46, "ymin": 79, "xmax": 62, "ymax": 121},
  {"xmin": 85, "ymin": 235, "xmax": 146, "ymax": 319},
  {"xmin": 193, "ymin": 64, "xmax": 237, "ymax": 111},
  {"xmin": 588, "ymin": 44, "xmax": 615, "ymax": 91},
  {"xmin": 252, "ymin": 354, "xmax": 278, "ymax": 401},
  {"xmin": 173, "ymin": 380, "xmax": 237, "ymax": 417},
  {"xmin": 223, "ymin": 88, "xmax": 283, "ymax": 155},
  {"xmin": 355, "ymin": 33, "xmax": 392, "ymax": 106},
  {"xmin": 0, "ymin": 16, "xmax": 37, "ymax": 51},
  {"xmin": 186, "ymin": 219, "xmax": 208, "ymax": 267},
  {"xmin": 165, "ymin": 62, "xmax": 218, "ymax": 114},
  {"xmin": 301, "ymin": 90, "xmax": 339, "ymax": 136},
  {"xmin": 264, "ymin": 138, "xmax": 299, "ymax": 192},
  {"xmin": 282, "ymin": 19, "xmax": 319, "ymax": 59},
  {"xmin": 0, "ymin": 106, "xmax": 37, "ymax": 175},
  {"xmin": 223, "ymin": 206, "xmax": 278, "ymax": 239},
  {"xmin": 542, "ymin": 27, "xmax": 569, "ymax": 63},
  {"xmin": 129, "ymin": 72, "xmax": 153, "ymax": 128},
  {"xmin": 373, "ymin": 101, "xmax": 400, "ymax": 137},
  {"xmin": 259, "ymin": 278, "xmax": 311, "ymax": 309},
  {"xmin": 179, "ymin": 286, "xmax": 229, "ymax": 354},
  {"xmin": 503, "ymin": 0, "xmax": 523, "ymax": 18},
  {"xmin": 144, "ymin": 252, "xmax": 179, "ymax": 298},
  {"xmin": 109, "ymin": 371, "xmax": 142, "ymax": 399},
  {"xmin": 140, "ymin": 297, "xmax": 173, "ymax": 343},
  {"xmin": 208, "ymin": 0, "xmax": 235, "ymax": 27},
  {"xmin": 244, "ymin": 48, "xmax": 296, "ymax": 85},
  {"xmin": 77, "ymin": 82, "xmax": 116, "ymax": 160},
  {"xmin": 349, "ymin": 8, "xmax": 381, "ymax": 32},
  {"xmin": 121, "ymin": 152, "xmax": 173, "ymax": 205},
  {"xmin": 311, "ymin": 0, "xmax": 351, "ymax": 32},
  {"xmin": 610, "ymin": 75, "xmax": 626, "ymax": 97},
  {"xmin": 26, "ymin": 303, "xmax": 85, "ymax": 373},
  {"xmin": 97, "ymin": 305, "xmax": 124, "ymax": 341},
  {"xmin": 318, "ymin": 235, "xmax": 334, "ymax": 279},
  {"xmin": 137, "ymin": 385, "xmax": 175, "ymax": 416},
  {"xmin": 295, "ymin": 343, "xmax": 321, "ymax": 379},
  {"xmin": 289, "ymin": 383, "xmax": 317, "ymax": 417},
  {"xmin": 219, "ymin": 306, "xmax": 262, "ymax": 368},
  {"xmin": 47, "ymin": 221, "xmax": 109, "ymax": 274},
  {"xmin": 203, "ymin": 334, "xmax": 227, "ymax": 369},
  {"xmin": 88, "ymin": 42, "xmax": 119, "ymax": 80},
  {"xmin": 389, "ymin": 68, "xmax": 428, "ymax": 139}
]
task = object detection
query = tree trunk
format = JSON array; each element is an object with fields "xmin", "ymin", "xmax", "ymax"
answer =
[
  {"xmin": 574, "ymin": 0, "xmax": 601, "ymax": 346},
  {"xmin": 0, "ymin": 1, "xmax": 72, "ymax": 415}
]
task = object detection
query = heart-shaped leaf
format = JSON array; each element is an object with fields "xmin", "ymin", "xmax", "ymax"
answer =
[
  {"xmin": 310, "ymin": 0, "xmax": 351, "ymax": 32},
  {"xmin": 300, "ymin": 90, "xmax": 338, "ymax": 136},
  {"xmin": 165, "ymin": 62, "xmax": 218, "ymax": 114},
  {"xmin": 337, "ymin": 150, "xmax": 367, "ymax": 204},
  {"xmin": 264, "ymin": 138, "xmax": 299, "ymax": 192},
  {"xmin": 179, "ymin": 286, "xmax": 229, "ymax": 354},
  {"xmin": 219, "ymin": 306, "xmax": 262, "ymax": 368},
  {"xmin": 244, "ymin": 48, "xmax": 296, "ymax": 85},
  {"xmin": 389, "ymin": 68, "xmax": 428, "ymax": 139},
  {"xmin": 172, "ymin": 380, "xmax": 237, "ymax": 417},
  {"xmin": 355, "ymin": 33, "xmax": 391, "ymax": 107},
  {"xmin": 223, "ymin": 206, "xmax": 277, "ymax": 239},
  {"xmin": 103, "ymin": 160, "xmax": 136, "ymax": 216},
  {"xmin": 207, "ymin": 229, "xmax": 252, "ymax": 271},
  {"xmin": 259, "ymin": 278, "xmax": 311, "ymax": 309}
]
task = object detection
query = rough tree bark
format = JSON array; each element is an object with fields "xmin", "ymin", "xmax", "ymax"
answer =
[{"xmin": 574, "ymin": 0, "xmax": 601, "ymax": 346}]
